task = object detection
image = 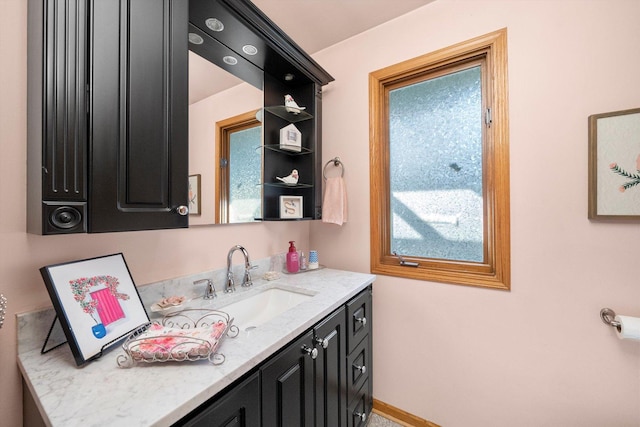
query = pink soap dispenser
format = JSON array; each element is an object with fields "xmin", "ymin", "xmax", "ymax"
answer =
[{"xmin": 286, "ymin": 241, "xmax": 300, "ymax": 273}]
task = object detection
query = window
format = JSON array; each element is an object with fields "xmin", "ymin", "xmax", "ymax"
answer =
[
  {"xmin": 216, "ymin": 110, "xmax": 262, "ymax": 223},
  {"xmin": 369, "ymin": 29, "xmax": 510, "ymax": 290}
]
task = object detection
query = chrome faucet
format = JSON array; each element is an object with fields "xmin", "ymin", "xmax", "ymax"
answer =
[
  {"xmin": 193, "ymin": 278, "xmax": 217, "ymax": 300},
  {"xmin": 225, "ymin": 245, "xmax": 253, "ymax": 293}
]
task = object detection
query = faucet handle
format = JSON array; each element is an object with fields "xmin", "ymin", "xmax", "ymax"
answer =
[
  {"xmin": 242, "ymin": 266, "xmax": 257, "ymax": 287},
  {"xmin": 194, "ymin": 279, "xmax": 217, "ymax": 299}
]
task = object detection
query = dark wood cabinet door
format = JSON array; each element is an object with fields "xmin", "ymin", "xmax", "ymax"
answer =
[
  {"xmin": 261, "ymin": 331, "xmax": 315, "ymax": 427},
  {"xmin": 88, "ymin": 0, "xmax": 189, "ymax": 232},
  {"xmin": 314, "ymin": 306, "xmax": 347, "ymax": 427},
  {"xmin": 180, "ymin": 371, "xmax": 261, "ymax": 427}
]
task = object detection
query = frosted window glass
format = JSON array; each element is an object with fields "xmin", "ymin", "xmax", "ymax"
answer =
[
  {"xmin": 229, "ymin": 126, "xmax": 261, "ymax": 222},
  {"xmin": 389, "ymin": 66, "xmax": 483, "ymax": 262}
]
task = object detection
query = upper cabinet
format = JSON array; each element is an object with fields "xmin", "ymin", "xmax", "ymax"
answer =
[
  {"xmin": 27, "ymin": 0, "xmax": 333, "ymax": 234},
  {"xmin": 28, "ymin": 0, "xmax": 190, "ymax": 234}
]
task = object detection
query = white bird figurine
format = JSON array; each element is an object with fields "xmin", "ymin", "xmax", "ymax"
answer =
[
  {"xmin": 276, "ymin": 169, "xmax": 299, "ymax": 185},
  {"xmin": 284, "ymin": 94, "xmax": 305, "ymax": 114}
]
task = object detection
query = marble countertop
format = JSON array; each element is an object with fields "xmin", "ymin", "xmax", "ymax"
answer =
[{"xmin": 17, "ymin": 267, "xmax": 375, "ymax": 427}]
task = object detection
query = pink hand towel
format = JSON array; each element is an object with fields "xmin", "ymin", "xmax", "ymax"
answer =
[{"xmin": 322, "ymin": 176, "xmax": 348, "ymax": 225}]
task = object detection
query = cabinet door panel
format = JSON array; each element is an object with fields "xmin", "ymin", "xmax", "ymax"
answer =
[
  {"xmin": 180, "ymin": 371, "xmax": 260, "ymax": 427},
  {"xmin": 261, "ymin": 331, "xmax": 314, "ymax": 427},
  {"xmin": 314, "ymin": 307, "xmax": 347, "ymax": 427},
  {"xmin": 89, "ymin": 0, "xmax": 188, "ymax": 232}
]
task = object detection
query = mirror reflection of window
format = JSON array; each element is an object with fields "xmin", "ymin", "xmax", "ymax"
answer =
[{"xmin": 216, "ymin": 111, "xmax": 262, "ymax": 223}]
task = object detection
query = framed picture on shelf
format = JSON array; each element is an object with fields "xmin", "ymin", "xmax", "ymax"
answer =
[
  {"xmin": 188, "ymin": 174, "xmax": 201, "ymax": 215},
  {"xmin": 39, "ymin": 253, "xmax": 149, "ymax": 366},
  {"xmin": 588, "ymin": 107, "xmax": 640, "ymax": 219},
  {"xmin": 280, "ymin": 195, "xmax": 303, "ymax": 219}
]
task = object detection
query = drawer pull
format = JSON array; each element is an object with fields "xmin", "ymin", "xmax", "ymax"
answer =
[
  {"xmin": 353, "ymin": 364, "xmax": 366, "ymax": 374},
  {"xmin": 354, "ymin": 316, "xmax": 367, "ymax": 326},
  {"xmin": 354, "ymin": 411, "xmax": 367, "ymax": 422},
  {"xmin": 315, "ymin": 337, "xmax": 329, "ymax": 349},
  {"xmin": 301, "ymin": 345, "xmax": 318, "ymax": 359}
]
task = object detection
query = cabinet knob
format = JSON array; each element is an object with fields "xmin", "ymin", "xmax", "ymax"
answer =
[
  {"xmin": 354, "ymin": 316, "xmax": 367, "ymax": 326},
  {"xmin": 354, "ymin": 411, "xmax": 367, "ymax": 423},
  {"xmin": 353, "ymin": 364, "xmax": 366, "ymax": 375},
  {"xmin": 301, "ymin": 345, "xmax": 318, "ymax": 359},
  {"xmin": 315, "ymin": 337, "xmax": 329, "ymax": 349},
  {"xmin": 176, "ymin": 205, "xmax": 189, "ymax": 216}
]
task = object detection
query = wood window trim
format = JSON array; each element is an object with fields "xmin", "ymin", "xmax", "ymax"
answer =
[
  {"xmin": 215, "ymin": 109, "xmax": 261, "ymax": 224},
  {"xmin": 369, "ymin": 28, "xmax": 510, "ymax": 290}
]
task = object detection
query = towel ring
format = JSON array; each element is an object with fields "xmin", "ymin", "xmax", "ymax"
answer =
[{"xmin": 323, "ymin": 157, "xmax": 345, "ymax": 180}]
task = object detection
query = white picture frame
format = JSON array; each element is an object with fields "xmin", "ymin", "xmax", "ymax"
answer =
[{"xmin": 280, "ymin": 195, "xmax": 303, "ymax": 219}]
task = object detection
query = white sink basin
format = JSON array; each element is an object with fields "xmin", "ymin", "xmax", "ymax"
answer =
[{"xmin": 218, "ymin": 287, "xmax": 314, "ymax": 329}]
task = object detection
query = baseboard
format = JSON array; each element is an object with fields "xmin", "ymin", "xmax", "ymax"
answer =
[{"xmin": 372, "ymin": 398, "xmax": 441, "ymax": 427}]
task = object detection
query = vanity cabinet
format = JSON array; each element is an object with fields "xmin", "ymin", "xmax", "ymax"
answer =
[{"xmin": 175, "ymin": 286, "xmax": 372, "ymax": 427}]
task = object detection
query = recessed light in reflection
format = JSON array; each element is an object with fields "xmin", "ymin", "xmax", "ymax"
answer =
[
  {"xmin": 205, "ymin": 18, "xmax": 224, "ymax": 32},
  {"xmin": 188, "ymin": 33, "xmax": 204, "ymax": 45},
  {"xmin": 242, "ymin": 45, "xmax": 258, "ymax": 55},
  {"xmin": 223, "ymin": 56, "xmax": 238, "ymax": 65}
]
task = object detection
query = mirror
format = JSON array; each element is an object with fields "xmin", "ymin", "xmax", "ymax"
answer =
[
  {"xmin": 187, "ymin": 0, "xmax": 334, "ymax": 224},
  {"xmin": 188, "ymin": 51, "xmax": 263, "ymax": 225}
]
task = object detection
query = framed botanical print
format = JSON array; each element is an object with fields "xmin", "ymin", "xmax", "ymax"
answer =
[
  {"xmin": 40, "ymin": 253, "xmax": 149, "ymax": 366},
  {"xmin": 588, "ymin": 107, "xmax": 640, "ymax": 219}
]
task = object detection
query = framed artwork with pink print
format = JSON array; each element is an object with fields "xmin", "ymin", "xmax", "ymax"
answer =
[{"xmin": 40, "ymin": 253, "xmax": 149, "ymax": 366}]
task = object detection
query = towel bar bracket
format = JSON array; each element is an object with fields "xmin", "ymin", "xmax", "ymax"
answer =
[{"xmin": 600, "ymin": 308, "xmax": 621, "ymax": 331}]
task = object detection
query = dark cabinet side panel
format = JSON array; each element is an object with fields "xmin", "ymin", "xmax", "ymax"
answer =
[{"xmin": 88, "ymin": 0, "xmax": 188, "ymax": 232}]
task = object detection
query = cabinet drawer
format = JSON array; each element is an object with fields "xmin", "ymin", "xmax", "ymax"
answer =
[
  {"xmin": 346, "ymin": 287, "xmax": 371, "ymax": 353},
  {"xmin": 347, "ymin": 379, "xmax": 371, "ymax": 427},
  {"xmin": 346, "ymin": 336, "xmax": 370, "ymax": 405}
]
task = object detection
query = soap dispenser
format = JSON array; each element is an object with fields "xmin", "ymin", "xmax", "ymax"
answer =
[{"xmin": 286, "ymin": 241, "xmax": 300, "ymax": 273}]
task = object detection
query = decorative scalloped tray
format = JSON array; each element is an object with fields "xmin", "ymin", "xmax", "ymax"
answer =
[{"xmin": 117, "ymin": 309, "xmax": 238, "ymax": 368}]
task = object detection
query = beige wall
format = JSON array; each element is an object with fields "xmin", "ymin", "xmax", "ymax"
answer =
[
  {"xmin": 310, "ymin": 0, "xmax": 640, "ymax": 426},
  {"xmin": 2, "ymin": 0, "xmax": 640, "ymax": 426}
]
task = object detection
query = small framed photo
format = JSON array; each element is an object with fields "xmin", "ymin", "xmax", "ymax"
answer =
[
  {"xmin": 588, "ymin": 107, "xmax": 640, "ymax": 219},
  {"xmin": 189, "ymin": 174, "xmax": 201, "ymax": 215},
  {"xmin": 280, "ymin": 195, "xmax": 303, "ymax": 219},
  {"xmin": 39, "ymin": 253, "xmax": 149, "ymax": 366}
]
